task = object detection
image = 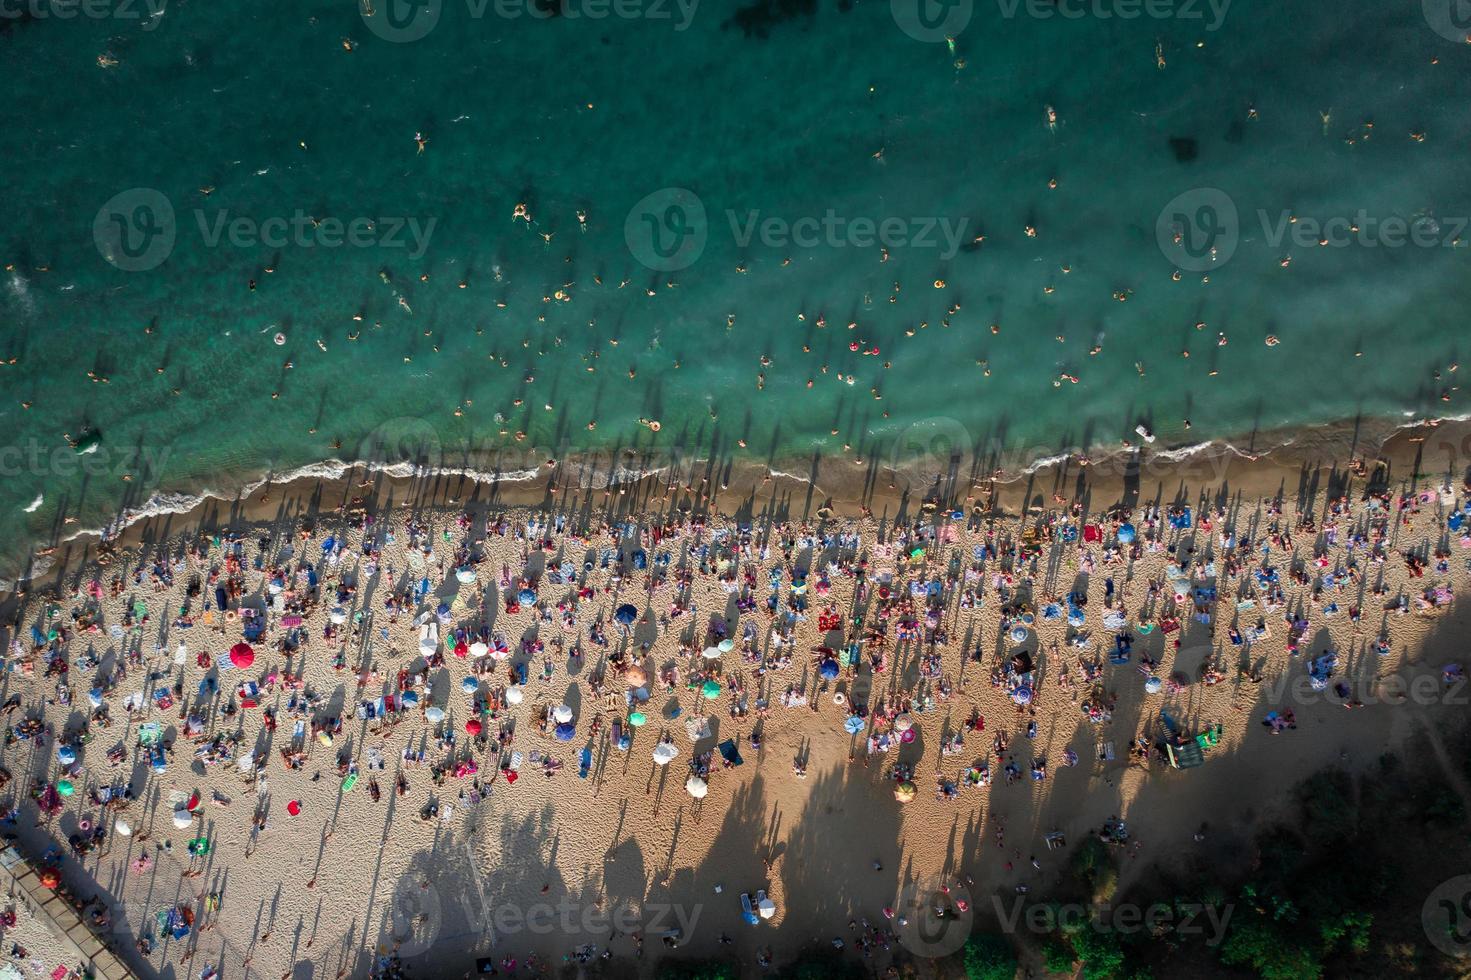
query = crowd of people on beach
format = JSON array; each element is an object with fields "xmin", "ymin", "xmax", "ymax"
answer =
[{"xmin": 3, "ymin": 464, "xmax": 1469, "ymax": 976}]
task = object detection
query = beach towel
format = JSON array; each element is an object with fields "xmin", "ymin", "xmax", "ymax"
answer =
[{"xmin": 717, "ymin": 739, "xmax": 744, "ymax": 767}]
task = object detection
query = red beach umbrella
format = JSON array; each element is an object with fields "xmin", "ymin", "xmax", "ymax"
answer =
[{"xmin": 229, "ymin": 643, "xmax": 255, "ymax": 670}]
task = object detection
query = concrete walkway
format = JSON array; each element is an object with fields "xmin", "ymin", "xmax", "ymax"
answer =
[{"xmin": 0, "ymin": 846, "xmax": 137, "ymax": 980}]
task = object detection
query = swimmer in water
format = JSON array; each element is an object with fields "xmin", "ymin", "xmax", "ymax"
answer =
[
  {"xmin": 1045, "ymin": 105, "xmax": 1058, "ymax": 133},
  {"xmin": 414, "ymin": 132, "xmax": 428, "ymax": 154},
  {"xmin": 274, "ymin": 332, "xmax": 287, "ymax": 346}
]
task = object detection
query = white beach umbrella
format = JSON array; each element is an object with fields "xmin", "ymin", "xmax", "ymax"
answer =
[
  {"xmin": 684, "ymin": 715, "xmax": 712, "ymax": 742},
  {"xmin": 893, "ymin": 714, "xmax": 914, "ymax": 733},
  {"xmin": 456, "ymin": 567, "xmax": 478, "ymax": 584},
  {"xmin": 701, "ymin": 647, "xmax": 723, "ymax": 660},
  {"xmin": 469, "ymin": 641, "xmax": 490, "ymax": 659},
  {"xmin": 505, "ymin": 685, "xmax": 525, "ymax": 705},
  {"xmin": 685, "ymin": 775, "xmax": 708, "ymax": 799},
  {"xmin": 172, "ymin": 809, "xmax": 193, "ymax": 829},
  {"xmin": 329, "ymin": 607, "xmax": 349, "ymax": 625},
  {"xmin": 652, "ymin": 743, "xmax": 679, "ymax": 766},
  {"xmin": 553, "ymin": 704, "xmax": 574, "ymax": 724},
  {"xmin": 758, "ymin": 898, "xmax": 776, "ymax": 919},
  {"xmin": 113, "ymin": 819, "xmax": 132, "ymax": 837},
  {"xmin": 425, "ymin": 706, "xmax": 445, "ymax": 723}
]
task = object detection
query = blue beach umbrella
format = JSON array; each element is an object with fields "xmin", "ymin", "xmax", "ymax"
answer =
[
  {"xmin": 843, "ymin": 715, "xmax": 865, "ymax": 735},
  {"xmin": 57, "ymin": 746, "xmax": 76, "ymax": 766},
  {"xmin": 1118, "ymin": 523, "xmax": 1137, "ymax": 544},
  {"xmin": 401, "ymin": 690, "xmax": 420, "ymax": 707},
  {"xmin": 554, "ymin": 722, "xmax": 576, "ymax": 741},
  {"xmin": 615, "ymin": 604, "xmax": 638, "ymax": 626},
  {"xmin": 818, "ymin": 658, "xmax": 840, "ymax": 681},
  {"xmin": 461, "ymin": 677, "xmax": 479, "ymax": 694},
  {"xmin": 518, "ymin": 588, "xmax": 537, "ymax": 604}
]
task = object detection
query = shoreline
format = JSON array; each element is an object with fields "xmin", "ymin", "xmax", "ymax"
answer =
[{"xmin": 9, "ymin": 413, "xmax": 1470, "ymax": 596}]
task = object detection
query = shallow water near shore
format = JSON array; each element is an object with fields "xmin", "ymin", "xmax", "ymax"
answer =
[{"xmin": 2, "ymin": 0, "xmax": 1470, "ymax": 578}]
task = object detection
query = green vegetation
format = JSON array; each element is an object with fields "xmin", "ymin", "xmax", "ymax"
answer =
[{"xmin": 961, "ymin": 933, "xmax": 1017, "ymax": 980}]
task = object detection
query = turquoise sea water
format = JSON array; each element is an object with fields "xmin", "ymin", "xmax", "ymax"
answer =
[{"xmin": 1, "ymin": 0, "xmax": 1469, "ymax": 574}]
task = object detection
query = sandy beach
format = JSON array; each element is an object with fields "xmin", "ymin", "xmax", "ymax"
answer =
[{"xmin": 1, "ymin": 420, "xmax": 1470, "ymax": 979}]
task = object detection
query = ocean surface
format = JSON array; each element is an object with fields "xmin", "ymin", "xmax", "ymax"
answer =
[{"xmin": 1, "ymin": 0, "xmax": 1469, "ymax": 576}]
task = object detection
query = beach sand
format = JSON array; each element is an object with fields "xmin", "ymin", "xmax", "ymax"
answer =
[{"xmin": 1, "ymin": 419, "xmax": 1469, "ymax": 979}]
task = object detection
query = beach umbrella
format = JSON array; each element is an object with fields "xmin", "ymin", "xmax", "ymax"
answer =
[
  {"xmin": 518, "ymin": 588, "xmax": 537, "ymax": 605},
  {"xmin": 554, "ymin": 722, "xmax": 576, "ymax": 742},
  {"xmin": 466, "ymin": 719, "xmax": 483, "ymax": 736},
  {"xmin": 615, "ymin": 604, "xmax": 638, "ymax": 626},
  {"xmin": 425, "ymin": 706, "xmax": 445, "ymax": 723},
  {"xmin": 329, "ymin": 607, "xmax": 349, "ymax": 625},
  {"xmin": 491, "ymin": 646, "xmax": 511, "ymax": 661},
  {"xmin": 818, "ymin": 658, "xmax": 840, "ymax": 681},
  {"xmin": 1144, "ymin": 677, "xmax": 1163, "ymax": 695},
  {"xmin": 114, "ymin": 819, "xmax": 132, "ymax": 837},
  {"xmin": 893, "ymin": 714, "xmax": 914, "ymax": 733},
  {"xmin": 626, "ymin": 665, "xmax": 649, "ymax": 688},
  {"xmin": 57, "ymin": 746, "xmax": 76, "ymax": 766},
  {"xmin": 701, "ymin": 680, "xmax": 722, "ymax": 699},
  {"xmin": 1118, "ymin": 523, "xmax": 1137, "ymax": 544},
  {"xmin": 419, "ymin": 635, "xmax": 438, "ymax": 657},
  {"xmin": 469, "ymin": 641, "xmax": 489, "ymax": 658},
  {"xmin": 505, "ymin": 685, "xmax": 524, "ymax": 705},
  {"xmin": 758, "ymin": 898, "xmax": 776, "ymax": 919},
  {"xmin": 453, "ymin": 640, "xmax": 469, "ymax": 658},
  {"xmin": 843, "ymin": 715, "xmax": 865, "ymax": 735},
  {"xmin": 684, "ymin": 715, "xmax": 712, "ymax": 741},
  {"xmin": 402, "ymin": 690, "xmax": 420, "ymax": 707},
  {"xmin": 1011, "ymin": 685, "xmax": 1033, "ymax": 706},
  {"xmin": 628, "ymin": 711, "xmax": 647, "ymax": 727},
  {"xmin": 229, "ymin": 643, "xmax": 255, "ymax": 670},
  {"xmin": 37, "ymin": 868, "xmax": 60, "ymax": 890},
  {"xmin": 461, "ymin": 677, "xmax": 479, "ymax": 694},
  {"xmin": 717, "ymin": 638, "xmax": 734, "ymax": 653},
  {"xmin": 456, "ymin": 567, "xmax": 478, "ymax": 584},
  {"xmin": 553, "ymin": 704, "xmax": 574, "ymax": 724},
  {"xmin": 701, "ymin": 647, "xmax": 723, "ymax": 660},
  {"xmin": 56, "ymin": 780, "xmax": 74, "ymax": 797},
  {"xmin": 893, "ymin": 780, "xmax": 917, "ymax": 803},
  {"xmin": 685, "ymin": 775, "xmax": 708, "ymax": 799},
  {"xmin": 287, "ymin": 800, "xmax": 302, "ymax": 817},
  {"xmin": 652, "ymin": 743, "xmax": 679, "ymax": 765},
  {"xmin": 172, "ymin": 809, "xmax": 193, "ymax": 829}
]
